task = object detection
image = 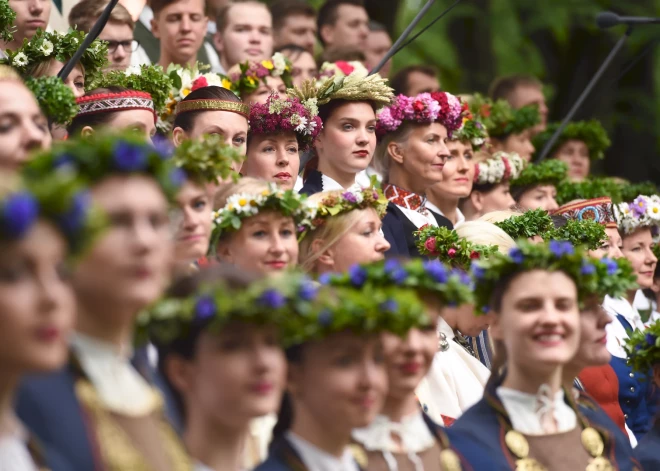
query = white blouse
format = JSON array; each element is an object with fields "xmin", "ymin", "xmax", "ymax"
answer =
[
  {"xmin": 425, "ymin": 202, "xmax": 466, "ymax": 228},
  {"xmin": 0, "ymin": 417, "xmax": 38, "ymax": 471},
  {"xmin": 395, "ymin": 205, "xmax": 438, "ymax": 229},
  {"xmin": 287, "ymin": 432, "xmax": 360, "ymax": 471},
  {"xmin": 497, "ymin": 387, "xmax": 577, "ymax": 436},
  {"xmin": 603, "ymin": 296, "xmax": 646, "ymax": 359},
  {"xmin": 352, "ymin": 412, "xmax": 435, "ymax": 454}
]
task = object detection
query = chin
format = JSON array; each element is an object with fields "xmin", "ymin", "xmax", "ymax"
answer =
[{"xmin": 29, "ymin": 349, "xmax": 69, "ymax": 373}]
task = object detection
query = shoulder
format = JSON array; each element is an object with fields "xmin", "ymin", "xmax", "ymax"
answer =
[
  {"xmin": 299, "ymin": 170, "xmax": 323, "ymax": 196},
  {"xmin": 253, "ymin": 455, "xmax": 292, "ymax": 471},
  {"xmin": 428, "ymin": 209, "xmax": 454, "ymax": 229},
  {"xmin": 635, "ymin": 425, "xmax": 660, "ymax": 469}
]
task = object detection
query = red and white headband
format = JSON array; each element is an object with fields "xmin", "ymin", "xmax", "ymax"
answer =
[{"xmin": 76, "ymin": 91, "xmax": 156, "ymax": 123}]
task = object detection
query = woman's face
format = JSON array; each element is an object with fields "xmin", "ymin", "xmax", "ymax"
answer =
[
  {"xmin": 571, "ymin": 304, "xmax": 611, "ymax": 370},
  {"xmin": 45, "ymin": 60, "xmax": 85, "ymax": 98},
  {"xmin": 314, "ymin": 102, "xmax": 377, "ymax": 176},
  {"xmin": 175, "ymin": 323, "xmax": 286, "ymax": 428},
  {"xmin": 174, "ymin": 181, "xmax": 212, "ymax": 265},
  {"xmin": 244, "ymin": 133, "xmax": 300, "ymax": 190},
  {"xmin": 491, "ymin": 270, "xmax": 580, "ymax": 373},
  {"xmin": 218, "ymin": 211, "xmax": 299, "ymax": 274},
  {"xmin": 105, "ymin": 109, "xmax": 157, "ymax": 142},
  {"xmin": 289, "ymin": 331, "xmax": 387, "ymax": 433},
  {"xmin": 0, "ymin": 81, "xmax": 50, "ymax": 171},
  {"xmin": 434, "ymin": 139, "xmax": 474, "ymax": 198},
  {"xmin": 554, "ymin": 139, "xmax": 590, "ymax": 181},
  {"xmin": 443, "ymin": 303, "xmax": 496, "ymax": 337},
  {"xmin": 621, "ymin": 228, "xmax": 657, "ymax": 289},
  {"xmin": 174, "ymin": 110, "xmax": 249, "ymax": 156},
  {"xmin": 517, "ymin": 184, "xmax": 558, "ymax": 212},
  {"xmin": 318, "ymin": 208, "xmax": 390, "ymax": 273},
  {"xmin": 72, "ymin": 175, "xmax": 173, "ymax": 316},
  {"xmin": 395, "ymin": 122, "xmax": 449, "ymax": 189},
  {"xmin": 588, "ymin": 227, "xmax": 623, "ymax": 260},
  {"xmin": 243, "ymin": 77, "xmax": 287, "ymax": 105},
  {"xmin": 0, "ymin": 221, "xmax": 75, "ymax": 374},
  {"xmin": 499, "ymin": 131, "xmax": 535, "ymax": 162},
  {"xmin": 474, "ymin": 182, "xmax": 515, "ymax": 215},
  {"xmin": 289, "ymin": 50, "xmax": 318, "ymax": 87},
  {"xmin": 382, "ymin": 306, "xmax": 438, "ymax": 397}
]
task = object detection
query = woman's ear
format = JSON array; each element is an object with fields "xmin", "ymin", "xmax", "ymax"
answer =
[
  {"xmin": 488, "ymin": 311, "xmax": 503, "ymax": 341},
  {"xmin": 172, "ymin": 127, "xmax": 188, "ymax": 147},
  {"xmin": 216, "ymin": 240, "xmax": 233, "ymax": 264},
  {"xmin": 164, "ymin": 355, "xmax": 193, "ymax": 396},
  {"xmin": 310, "ymin": 237, "xmax": 335, "ymax": 269},
  {"xmin": 80, "ymin": 126, "xmax": 94, "ymax": 138},
  {"xmin": 387, "ymin": 140, "xmax": 405, "ymax": 165},
  {"xmin": 470, "ymin": 191, "xmax": 484, "ymax": 212}
]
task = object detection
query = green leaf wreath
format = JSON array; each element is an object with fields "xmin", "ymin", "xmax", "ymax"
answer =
[
  {"xmin": 0, "ymin": 0, "xmax": 16, "ymax": 43},
  {"xmin": 555, "ymin": 178, "xmax": 623, "ymax": 206},
  {"xmin": 619, "ymin": 181, "xmax": 658, "ymax": 204},
  {"xmin": 469, "ymin": 93, "xmax": 540, "ymax": 138},
  {"xmin": 24, "ymin": 76, "xmax": 79, "ymax": 125},
  {"xmin": 173, "ymin": 134, "xmax": 244, "ymax": 183},
  {"xmin": 510, "ymin": 159, "xmax": 568, "ymax": 191},
  {"xmin": 494, "ymin": 209, "xmax": 554, "ymax": 240},
  {"xmin": 533, "ymin": 120, "xmax": 611, "ymax": 161},
  {"xmin": 624, "ymin": 319, "xmax": 660, "ymax": 374},
  {"xmin": 545, "ymin": 219, "xmax": 608, "ymax": 251},
  {"xmin": 415, "ymin": 225, "xmax": 498, "ymax": 270}
]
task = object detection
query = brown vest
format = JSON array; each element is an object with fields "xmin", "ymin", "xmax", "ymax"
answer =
[{"xmin": 525, "ymin": 427, "xmax": 592, "ymax": 471}]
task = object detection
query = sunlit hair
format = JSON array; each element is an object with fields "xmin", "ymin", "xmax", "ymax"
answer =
[
  {"xmin": 455, "ymin": 221, "xmax": 516, "ymax": 255},
  {"xmin": 478, "ymin": 209, "xmax": 522, "ymax": 225},
  {"xmin": 0, "ymin": 65, "xmax": 20, "ymax": 81}
]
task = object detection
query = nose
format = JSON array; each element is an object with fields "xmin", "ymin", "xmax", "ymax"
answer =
[
  {"xmin": 359, "ymin": 355, "xmax": 383, "ymax": 389},
  {"xmin": 401, "ymin": 328, "xmax": 424, "ymax": 350},
  {"xmin": 37, "ymin": 268, "xmax": 66, "ymax": 313},
  {"xmin": 132, "ymin": 218, "xmax": 159, "ymax": 253},
  {"xmin": 525, "ymin": 140, "xmax": 535, "ymax": 156},
  {"xmin": 29, "ymin": 0, "xmax": 43, "ymax": 13},
  {"xmin": 356, "ymin": 127, "xmax": 370, "ymax": 146},
  {"xmin": 375, "ymin": 232, "xmax": 391, "ymax": 253},
  {"xmin": 647, "ymin": 248, "xmax": 657, "ymax": 266},
  {"xmin": 275, "ymin": 147, "xmax": 289, "ymax": 167},
  {"xmin": 23, "ymin": 121, "xmax": 47, "ymax": 154},
  {"xmin": 609, "ymin": 245, "xmax": 623, "ymax": 259},
  {"xmin": 249, "ymin": 30, "xmax": 262, "ymax": 44},
  {"xmin": 438, "ymin": 141, "xmax": 450, "ymax": 159},
  {"xmin": 180, "ymin": 207, "xmax": 199, "ymax": 231},
  {"xmin": 545, "ymin": 197, "xmax": 559, "ymax": 212},
  {"xmin": 113, "ymin": 45, "xmax": 128, "ymax": 61},
  {"xmin": 268, "ymin": 233, "xmax": 285, "ymax": 256},
  {"xmin": 181, "ymin": 15, "xmax": 192, "ymax": 32},
  {"xmin": 456, "ymin": 155, "xmax": 469, "ymax": 172},
  {"xmin": 505, "ymin": 193, "xmax": 516, "ymax": 209}
]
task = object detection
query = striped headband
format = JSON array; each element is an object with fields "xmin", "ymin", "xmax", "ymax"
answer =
[
  {"xmin": 175, "ymin": 99, "xmax": 250, "ymax": 118},
  {"xmin": 76, "ymin": 91, "xmax": 156, "ymax": 123}
]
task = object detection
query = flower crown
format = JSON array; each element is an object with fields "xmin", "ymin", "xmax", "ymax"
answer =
[
  {"xmin": 319, "ymin": 258, "xmax": 474, "ymax": 308},
  {"xmin": 0, "ymin": 0, "xmax": 16, "ymax": 43},
  {"xmin": 415, "ymin": 225, "xmax": 498, "ymax": 270},
  {"xmin": 227, "ymin": 52, "xmax": 292, "ymax": 96},
  {"xmin": 76, "ymin": 90, "xmax": 156, "ymax": 122},
  {"xmin": 210, "ymin": 184, "xmax": 314, "ymax": 246},
  {"xmin": 173, "ymin": 134, "xmax": 244, "ymax": 183},
  {"xmin": 25, "ymin": 76, "xmax": 79, "ymax": 125},
  {"xmin": 248, "ymin": 95, "xmax": 322, "ymax": 151},
  {"xmin": 533, "ymin": 120, "xmax": 611, "ymax": 161},
  {"xmin": 494, "ymin": 208, "xmax": 554, "ymax": 240},
  {"xmin": 510, "ymin": 159, "xmax": 567, "ymax": 192},
  {"xmin": 546, "ymin": 219, "xmax": 608, "ymax": 251},
  {"xmin": 614, "ymin": 195, "xmax": 660, "ymax": 237},
  {"xmin": 3, "ymin": 29, "xmax": 107, "ymax": 81},
  {"xmin": 452, "ymin": 101, "xmax": 488, "ymax": 150},
  {"xmin": 24, "ymin": 132, "xmax": 184, "ymax": 201},
  {"xmin": 469, "ymin": 93, "xmax": 540, "ymax": 138},
  {"xmin": 301, "ymin": 185, "xmax": 389, "ymax": 238},
  {"xmin": 555, "ymin": 178, "xmax": 623, "ymax": 206},
  {"xmin": 471, "ymin": 240, "xmax": 638, "ymax": 314},
  {"xmin": 624, "ymin": 319, "xmax": 660, "ymax": 374},
  {"xmin": 289, "ymin": 71, "xmax": 393, "ymax": 109},
  {"xmin": 553, "ymin": 197, "xmax": 617, "ymax": 229},
  {"xmin": 318, "ymin": 60, "xmax": 368, "ymax": 79},
  {"xmin": 375, "ymin": 92, "xmax": 463, "ymax": 138},
  {"xmin": 474, "ymin": 151, "xmax": 526, "ymax": 186}
]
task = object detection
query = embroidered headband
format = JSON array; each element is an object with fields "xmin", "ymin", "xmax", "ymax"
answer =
[
  {"xmin": 76, "ymin": 91, "xmax": 156, "ymax": 123},
  {"xmin": 553, "ymin": 197, "xmax": 617, "ymax": 229},
  {"xmin": 175, "ymin": 99, "xmax": 250, "ymax": 118}
]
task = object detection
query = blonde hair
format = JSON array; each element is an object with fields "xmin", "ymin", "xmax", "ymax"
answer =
[
  {"xmin": 298, "ymin": 190, "xmax": 376, "ymax": 273},
  {"xmin": 27, "ymin": 59, "xmax": 85, "ymax": 80},
  {"xmin": 478, "ymin": 209, "xmax": 522, "ymax": 225},
  {"xmin": 455, "ymin": 220, "xmax": 516, "ymax": 254},
  {"xmin": 0, "ymin": 65, "xmax": 21, "ymax": 82}
]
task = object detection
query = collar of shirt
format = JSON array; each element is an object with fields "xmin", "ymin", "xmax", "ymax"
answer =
[
  {"xmin": 286, "ymin": 432, "xmax": 359, "ymax": 471},
  {"xmin": 139, "ymin": 5, "xmax": 153, "ymax": 29},
  {"xmin": 321, "ymin": 173, "xmax": 360, "ymax": 193},
  {"xmin": 603, "ymin": 295, "xmax": 645, "ymax": 330},
  {"xmin": 425, "ymin": 201, "xmax": 465, "ymax": 227},
  {"xmin": 352, "ymin": 412, "xmax": 435, "ymax": 453}
]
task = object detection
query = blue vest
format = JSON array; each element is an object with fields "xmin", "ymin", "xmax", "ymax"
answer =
[{"xmin": 634, "ymin": 417, "xmax": 660, "ymax": 469}]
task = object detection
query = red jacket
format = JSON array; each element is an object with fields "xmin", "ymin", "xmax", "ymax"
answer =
[{"xmin": 579, "ymin": 365, "xmax": 627, "ymax": 436}]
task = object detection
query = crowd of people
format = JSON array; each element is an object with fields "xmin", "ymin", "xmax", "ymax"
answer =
[{"xmin": 1, "ymin": 0, "xmax": 660, "ymax": 470}]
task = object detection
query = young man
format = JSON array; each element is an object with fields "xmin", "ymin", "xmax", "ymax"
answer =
[
  {"xmin": 213, "ymin": 0, "xmax": 273, "ymax": 74},
  {"xmin": 317, "ymin": 0, "xmax": 369, "ymax": 53},
  {"xmin": 364, "ymin": 21, "xmax": 392, "ymax": 77},
  {"xmin": 69, "ymin": 0, "xmax": 136, "ymax": 71},
  {"xmin": 390, "ymin": 65, "xmax": 441, "ymax": 96},
  {"xmin": 151, "ymin": 0, "xmax": 209, "ymax": 68},
  {"xmin": 0, "ymin": 0, "xmax": 51, "ymax": 53},
  {"xmin": 490, "ymin": 74, "xmax": 549, "ymax": 135},
  {"xmin": 270, "ymin": 0, "xmax": 316, "ymax": 55}
]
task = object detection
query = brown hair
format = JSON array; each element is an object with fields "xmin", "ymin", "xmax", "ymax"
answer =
[
  {"xmin": 390, "ymin": 65, "xmax": 438, "ymax": 96},
  {"xmin": 152, "ymin": 0, "xmax": 209, "ymax": 17},
  {"xmin": 318, "ymin": 46, "xmax": 365, "ymax": 66},
  {"xmin": 69, "ymin": 0, "xmax": 134, "ymax": 32},
  {"xmin": 26, "ymin": 58, "xmax": 85, "ymax": 81},
  {"xmin": 215, "ymin": 0, "xmax": 269, "ymax": 34},
  {"xmin": 67, "ymin": 86, "xmax": 130, "ymax": 137},
  {"xmin": 317, "ymin": 0, "xmax": 365, "ymax": 46},
  {"xmin": 489, "ymin": 75, "xmax": 543, "ymax": 103},
  {"xmin": 270, "ymin": 0, "xmax": 316, "ymax": 32},
  {"xmin": 173, "ymin": 86, "xmax": 245, "ymax": 133}
]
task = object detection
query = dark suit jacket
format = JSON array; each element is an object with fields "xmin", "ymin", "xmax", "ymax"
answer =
[{"xmin": 383, "ymin": 204, "xmax": 453, "ymax": 258}]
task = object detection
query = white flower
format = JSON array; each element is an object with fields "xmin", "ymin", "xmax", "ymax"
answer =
[
  {"xmin": 353, "ymin": 191, "xmax": 364, "ymax": 204},
  {"xmin": 472, "ymin": 137, "xmax": 485, "ymax": 147},
  {"xmin": 204, "ymin": 74, "xmax": 223, "ymax": 87},
  {"xmin": 647, "ymin": 201, "xmax": 660, "ymax": 220},
  {"xmin": 294, "ymin": 116, "xmax": 309, "ymax": 134},
  {"xmin": 272, "ymin": 52, "xmax": 287, "ymax": 76},
  {"xmin": 71, "ymin": 38, "xmax": 78, "ymax": 45},
  {"xmin": 39, "ymin": 40, "xmax": 54, "ymax": 57},
  {"xmin": 12, "ymin": 52, "xmax": 28, "ymax": 67},
  {"xmin": 226, "ymin": 193, "xmax": 259, "ymax": 215},
  {"xmin": 125, "ymin": 65, "xmax": 141, "ymax": 76}
]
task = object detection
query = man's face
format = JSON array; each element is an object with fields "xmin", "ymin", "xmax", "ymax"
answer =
[
  {"xmin": 152, "ymin": 0, "xmax": 208, "ymax": 66},
  {"xmin": 8, "ymin": 0, "xmax": 51, "ymax": 43},
  {"xmin": 214, "ymin": 3, "xmax": 273, "ymax": 70},
  {"xmin": 405, "ymin": 70, "xmax": 440, "ymax": 96},
  {"xmin": 321, "ymin": 4, "xmax": 369, "ymax": 50},
  {"xmin": 99, "ymin": 22, "xmax": 134, "ymax": 71},
  {"xmin": 364, "ymin": 30, "xmax": 391, "ymax": 76},
  {"xmin": 274, "ymin": 14, "xmax": 316, "ymax": 55}
]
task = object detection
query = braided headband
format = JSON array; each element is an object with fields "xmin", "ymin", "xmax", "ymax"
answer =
[
  {"xmin": 175, "ymin": 99, "xmax": 250, "ymax": 118},
  {"xmin": 76, "ymin": 91, "xmax": 156, "ymax": 123}
]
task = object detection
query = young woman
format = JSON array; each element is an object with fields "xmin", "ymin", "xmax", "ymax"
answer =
[
  {"xmin": 533, "ymin": 120, "xmax": 610, "ymax": 181},
  {"xmin": 460, "ymin": 152, "xmax": 525, "ymax": 221},
  {"xmin": 211, "ymin": 178, "xmax": 312, "ymax": 275},
  {"xmin": 0, "ymin": 65, "xmax": 51, "ymax": 171},
  {"xmin": 0, "ymin": 173, "xmax": 97, "ymax": 469},
  {"xmin": 374, "ymin": 92, "xmax": 463, "ymax": 256},
  {"xmin": 16, "ymin": 133, "xmax": 191, "ymax": 471},
  {"xmin": 509, "ymin": 159, "xmax": 567, "ymax": 212},
  {"xmin": 448, "ymin": 240, "xmax": 640, "ymax": 470},
  {"xmin": 226, "ymin": 53, "xmax": 292, "ymax": 106},
  {"xmin": 298, "ymin": 186, "xmax": 397, "ymax": 273},
  {"xmin": 242, "ymin": 95, "xmax": 321, "ymax": 191},
  {"xmin": 277, "ymin": 44, "xmax": 318, "ymax": 88}
]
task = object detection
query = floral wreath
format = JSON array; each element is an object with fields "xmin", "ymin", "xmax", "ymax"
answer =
[
  {"xmin": 533, "ymin": 120, "xmax": 611, "ymax": 161},
  {"xmin": 546, "ymin": 219, "xmax": 608, "ymax": 251},
  {"xmin": 469, "ymin": 93, "xmax": 540, "ymax": 138},
  {"xmin": 0, "ymin": 0, "xmax": 16, "ymax": 43},
  {"xmin": 452, "ymin": 101, "xmax": 488, "ymax": 150},
  {"xmin": 474, "ymin": 151, "xmax": 526, "ymax": 186},
  {"xmin": 210, "ymin": 183, "xmax": 314, "ymax": 247},
  {"xmin": 172, "ymin": 134, "xmax": 244, "ymax": 184},
  {"xmin": 318, "ymin": 60, "xmax": 368, "ymax": 79},
  {"xmin": 319, "ymin": 258, "xmax": 474, "ymax": 308},
  {"xmin": 248, "ymin": 95, "xmax": 322, "ymax": 151},
  {"xmin": 510, "ymin": 160, "xmax": 567, "ymax": 192},
  {"xmin": 619, "ymin": 181, "xmax": 658, "ymax": 204},
  {"xmin": 25, "ymin": 76, "xmax": 79, "ymax": 125},
  {"xmin": 3, "ymin": 29, "xmax": 108, "ymax": 82},
  {"xmin": 226, "ymin": 52, "xmax": 292, "ymax": 97},
  {"xmin": 624, "ymin": 319, "xmax": 660, "ymax": 374},
  {"xmin": 23, "ymin": 131, "xmax": 184, "ymax": 201},
  {"xmin": 555, "ymin": 178, "xmax": 623, "ymax": 206},
  {"xmin": 415, "ymin": 225, "xmax": 498, "ymax": 270},
  {"xmin": 471, "ymin": 240, "xmax": 638, "ymax": 314},
  {"xmin": 494, "ymin": 208, "xmax": 553, "ymax": 241},
  {"xmin": 614, "ymin": 195, "xmax": 660, "ymax": 238},
  {"xmin": 376, "ymin": 92, "xmax": 463, "ymax": 139}
]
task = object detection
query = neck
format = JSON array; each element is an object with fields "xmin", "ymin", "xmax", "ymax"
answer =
[
  {"xmin": 380, "ymin": 391, "xmax": 421, "ymax": 422},
  {"xmin": 184, "ymin": 416, "xmax": 247, "ymax": 471},
  {"xmin": 426, "ymin": 188, "xmax": 459, "ymax": 224},
  {"xmin": 561, "ymin": 362, "xmax": 583, "ymax": 389},
  {"xmin": 0, "ymin": 371, "xmax": 18, "ymax": 435},
  {"xmin": 290, "ymin": 403, "xmax": 349, "ymax": 458},
  {"xmin": 626, "ymin": 289, "xmax": 637, "ymax": 306},
  {"xmin": 0, "ymin": 36, "xmax": 26, "ymax": 52},
  {"xmin": 502, "ymin": 362, "xmax": 563, "ymax": 396},
  {"xmin": 220, "ymin": 56, "xmax": 232, "ymax": 73},
  {"xmin": 317, "ymin": 159, "xmax": 356, "ymax": 190},
  {"xmin": 158, "ymin": 51, "xmax": 196, "ymax": 69},
  {"xmin": 75, "ymin": 298, "xmax": 137, "ymax": 347},
  {"xmin": 388, "ymin": 165, "xmax": 428, "ymax": 196}
]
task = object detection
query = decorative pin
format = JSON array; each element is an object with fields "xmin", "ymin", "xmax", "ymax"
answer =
[
  {"xmin": 439, "ymin": 449, "xmax": 462, "ymax": 471},
  {"xmin": 581, "ymin": 427, "xmax": 605, "ymax": 457},
  {"xmin": 438, "ymin": 332, "xmax": 450, "ymax": 351},
  {"xmin": 585, "ymin": 456, "xmax": 615, "ymax": 471},
  {"xmin": 505, "ymin": 430, "xmax": 529, "ymax": 459}
]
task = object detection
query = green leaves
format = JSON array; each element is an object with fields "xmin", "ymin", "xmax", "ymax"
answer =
[
  {"xmin": 510, "ymin": 159, "xmax": 568, "ymax": 191},
  {"xmin": 533, "ymin": 120, "xmax": 611, "ymax": 161},
  {"xmin": 546, "ymin": 219, "xmax": 607, "ymax": 250},
  {"xmin": 0, "ymin": 0, "xmax": 16, "ymax": 43},
  {"xmin": 415, "ymin": 225, "xmax": 498, "ymax": 270},
  {"xmin": 24, "ymin": 76, "xmax": 79, "ymax": 125},
  {"xmin": 495, "ymin": 208, "xmax": 554, "ymax": 240},
  {"xmin": 173, "ymin": 134, "xmax": 243, "ymax": 183},
  {"xmin": 624, "ymin": 319, "xmax": 660, "ymax": 374}
]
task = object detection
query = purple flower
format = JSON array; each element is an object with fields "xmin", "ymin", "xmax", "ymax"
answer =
[
  {"xmin": 2, "ymin": 192, "xmax": 39, "ymax": 237},
  {"xmin": 472, "ymin": 265, "xmax": 486, "ymax": 280},
  {"xmin": 482, "ymin": 305, "xmax": 490, "ymax": 313},
  {"xmin": 581, "ymin": 261, "xmax": 596, "ymax": 276},
  {"xmin": 298, "ymin": 281, "xmax": 318, "ymax": 301},
  {"xmin": 112, "ymin": 142, "xmax": 148, "ymax": 172},
  {"xmin": 194, "ymin": 295, "xmax": 216, "ymax": 321},
  {"xmin": 457, "ymin": 271, "xmax": 471, "ymax": 286},
  {"xmin": 509, "ymin": 248, "xmax": 524, "ymax": 264},
  {"xmin": 423, "ymin": 260, "xmax": 448, "ymax": 283},
  {"xmin": 58, "ymin": 191, "xmax": 89, "ymax": 235},
  {"xmin": 259, "ymin": 289, "xmax": 287, "ymax": 309},
  {"xmin": 380, "ymin": 299, "xmax": 398, "ymax": 313},
  {"xmin": 348, "ymin": 265, "xmax": 367, "ymax": 287},
  {"xmin": 602, "ymin": 258, "xmax": 618, "ymax": 276},
  {"xmin": 53, "ymin": 153, "xmax": 77, "ymax": 170},
  {"xmin": 342, "ymin": 191, "xmax": 358, "ymax": 203},
  {"xmin": 169, "ymin": 168, "xmax": 187, "ymax": 188},
  {"xmin": 646, "ymin": 333, "xmax": 657, "ymax": 346},
  {"xmin": 318, "ymin": 309, "xmax": 333, "ymax": 327},
  {"xmin": 632, "ymin": 196, "xmax": 647, "ymax": 218},
  {"xmin": 152, "ymin": 135, "xmax": 173, "ymax": 160},
  {"xmin": 384, "ymin": 259, "xmax": 407, "ymax": 284},
  {"xmin": 549, "ymin": 240, "xmax": 574, "ymax": 257},
  {"xmin": 318, "ymin": 272, "xmax": 333, "ymax": 285}
]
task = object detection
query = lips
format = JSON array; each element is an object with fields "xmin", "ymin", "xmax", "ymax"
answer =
[
  {"xmin": 264, "ymin": 260, "xmax": 287, "ymax": 270},
  {"xmin": 400, "ymin": 361, "xmax": 421, "ymax": 375},
  {"xmin": 131, "ymin": 266, "xmax": 154, "ymax": 279},
  {"xmin": 34, "ymin": 326, "xmax": 60, "ymax": 342},
  {"xmin": 246, "ymin": 48, "xmax": 263, "ymax": 56},
  {"xmin": 26, "ymin": 20, "xmax": 45, "ymax": 28},
  {"xmin": 250, "ymin": 381, "xmax": 274, "ymax": 395},
  {"xmin": 454, "ymin": 178, "xmax": 469, "ymax": 183},
  {"xmin": 353, "ymin": 394, "xmax": 377, "ymax": 409},
  {"xmin": 532, "ymin": 331, "xmax": 566, "ymax": 347},
  {"xmin": 353, "ymin": 150, "xmax": 370, "ymax": 158},
  {"xmin": 274, "ymin": 172, "xmax": 291, "ymax": 180},
  {"xmin": 178, "ymin": 234, "xmax": 203, "ymax": 242}
]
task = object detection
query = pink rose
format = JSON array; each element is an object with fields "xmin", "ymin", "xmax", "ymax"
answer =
[
  {"xmin": 335, "ymin": 61, "xmax": 355, "ymax": 75},
  {"xmin": 448, "ymin": 248, "xmax": 457, "ymax": 258},
  {"xmin": 424, "ymin": 237, "xmax": 437, "ymax": 254},
  {"xmin": 191, "ymin": 76, "xmax": 208, "ymax": 91},
  {"xmin": 470, "ymin": 251, "xmax": 480, "ymax": 259}
]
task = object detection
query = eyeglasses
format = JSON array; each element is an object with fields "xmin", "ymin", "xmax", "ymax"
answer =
[{"xmin": 106, "ymin": 40, "xmax": 140, "ymax": 53}]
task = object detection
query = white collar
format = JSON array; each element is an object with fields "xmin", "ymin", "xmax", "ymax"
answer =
[
  {"xmin": 139, "ymin": 6, "xmax": 153, "ymax": 29},
  {"xmin": 321, "ymin": 173, "xmax": 360, "ymax": 193},
  {"xmin": 437, "ymin": 317, "xmax": 455, "ymax": 340},
  {"xmin": 286, "ymin": 432, "xmax": 359, "ymax": 471},
  {"xmin": 352, "ymin": 412, "xmax": 435, "ymax": 453},
  {"xmin": 497, "ymin": 386, "xmax": 577, "ymax": 436},
  {"xmin": 425, "ymin": 201, "xmax": 465, "ymax": 227},
  {"xmin": 603, "ymin": 295, "xmax": 644, "ymax": 330}
]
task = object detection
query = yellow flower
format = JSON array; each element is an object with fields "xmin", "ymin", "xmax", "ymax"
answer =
[
  {"xmin": 238, "ymin": 198, "xmax": 248, "ymax": 207},
  {"xmin": 221, "ymin": 78, "xmax": 232, "ymax": 89},
  {"xmin": 182, "ymin": 88, "xmax": 191, "ymax": 97},
  {"xmin": 247, "ymin": 76, "xmax": 256, "ymax": 86},
  {"xmin": 261, "ymin": 189, "xmax": 270, "ymax": 196},
  {"xmin": 227, "ymin": 203, "xmax": 234, "ymax": 211},
  {"xmin": 262, "ymin": 60, "xmax": 274, "ymax": 70}
]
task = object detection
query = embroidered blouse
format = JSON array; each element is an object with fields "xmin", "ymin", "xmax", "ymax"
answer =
[{"xmin": 383, "ymin": 184, "xmax": 437, "ymax": 229}]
